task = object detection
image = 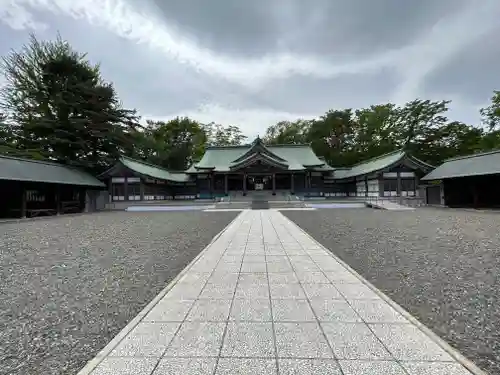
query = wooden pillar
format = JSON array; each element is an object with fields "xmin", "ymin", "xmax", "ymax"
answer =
[
  {"xmin": 397, "ymin": 171, "xmax": 402, "ymax": 204},
  {"xmin": 55, "ymin": 185, "xmax": 61, "ymax": 215},
  {"xmin": 378, "ymin": 174, "xmax": 384, "ymax": 197},
  {"xmin": 243, "ymin": 173, "xmax": 247, "ymax": 196},
  {"xmin": 108, "ymin": 179, "xmax": 113, "ymax": 202},
  {"xmin": 124, "ymin": 176, "xmax": 129, "ymax": 201},
  {"xmin": 21, "ymin": 186, "xmax": 27, "ymax": 219},
  {"xmin": 224, "ymin": 174, "xmax": 228, "ymax": 196},
  {"xmin": 290, "ymin": 173, "xmax": 295, "ymax": 194},
  {"xmin": 364, "ymin": 176, "xmax": 368, "ymax": 197},
  {"xmin": 139, "ymin": 178, "xmax": 145, "ymax": 201},
  {"xmin": 79, "ymin": 188, "xmax": 86, "ymax": 212},
  {"xmin": 210, "ymin": 173, "xmax": 214, "ymax": 197},
  {"xmin": 272, "ymin": 173, "xmax": 276, "ymax": 195}
]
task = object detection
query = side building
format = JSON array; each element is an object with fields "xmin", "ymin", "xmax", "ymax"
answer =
[
  {"xmin": 0, "ymin": 155, "xmax": 107, "ymax": 219},
  {"xmin": 327, "ymin": 150, "xmax": 434, "ymax": 198},
  {"xmin": 421, "ymin": 149, "xmax": 500, "ymax": 208},
  {"xmin": 99, "ymin": 156, "xmax": 197, "ymax": 201}
]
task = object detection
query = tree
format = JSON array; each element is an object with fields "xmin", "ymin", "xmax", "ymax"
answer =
[
  {"xmin": 306, "ymin": 109, "xmax": 358, "ymax": 167},
  {"xmin": 263, "ymin": 120, "xmax": 310, "ymax": 145},
  {"xmin": 353, "ymin": 104, "xmax": 399, "ymax": 157},
  {"xmin": 205, "ymin": 122, "xmax": 247, "ymax": 146},
  {"xmin": 0, "ymin": 33, "xmax": 140, "ymax": 173},
  {"xmin": 140, "ymin": 117, "xmax": 206, "ymax": 170},
  {"xmin": 480, "ymin": 91, "xmax": 500, "ymax": 130}
]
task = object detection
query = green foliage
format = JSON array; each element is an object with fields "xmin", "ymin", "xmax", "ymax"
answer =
[
  {"xmin": 263, "ymin": 120, "xmax": 310, "ymax": 145},
  {"xmin": 262, "ymin": 97, "xmax": 500, "ymax": 167},
  {"xmin": 204, "ymin": 122, "xmax": 247, "ymax": 146},
  {"xmin": 1, "ymin": 34, "xmax": 499, "ymax": 174},
  {"xmin": 480, "ymin": 91, "xmax": 500, "ymax": 130},
  {"xmin": 133, "ymin": 117, "xmax": 207, "ymax": 170},
  {"xmin": 0, "ymin": 33, "xmax": 140, "ymax": 173}
]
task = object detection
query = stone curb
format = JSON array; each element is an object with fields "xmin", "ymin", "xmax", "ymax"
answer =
[
  {"xmin": 280, "ymin": 212, "xmax": 489, "ymax": 375},
  {"xmin": 76, "ymin": 211, "xmax": 244, "ymax": 375}
]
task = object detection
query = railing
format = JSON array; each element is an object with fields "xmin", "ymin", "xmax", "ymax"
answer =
[{"xmin": 364, "ymin": 195, "xmax": 425, "ymax": 208}]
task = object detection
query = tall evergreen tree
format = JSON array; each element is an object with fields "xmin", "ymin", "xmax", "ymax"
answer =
[{"xmin": 0, "ymin": 33, "xmax": 140, "ymax": 173}]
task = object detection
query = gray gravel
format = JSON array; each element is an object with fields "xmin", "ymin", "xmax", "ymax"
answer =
[
  {"xmin": 0, "ymin": 211, "xmax": 238, "ymax": 375},
  {"xmin": 283, "ymin": 207, "xmax": 500, "ymax": 375}
]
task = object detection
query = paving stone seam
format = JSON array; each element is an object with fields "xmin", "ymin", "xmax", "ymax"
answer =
[
  {"xmin": 273, "ymin": 213, "xmax": 411, "ymax": 372},
  {"xmin": 100, "ymin": 355, "xmax": 466, "ymax": 361},
  {"xmin": 76, "ymin": 211, "xmax": 246, "ymax": 375},
  {"xmin": 277, "ymin": 211, "xmax": 488, "ymax": 375},
  {"xmin": 262, "ymin": 211, "xmax": 282, "ymax": 375},
  {"xmin": 271, "ymin": 211, "xmax": 409, "ymax": 375},
  {"xmin": 212, "ymin": 212, "xmax": 253, "ymax": 375},
  {"xmin": 266, "ymin": 212, "xmax": 344, "ymax": 374},
  {"xmin": 150, "ymin": 214, "xmax": 245, "ymax": 375}
]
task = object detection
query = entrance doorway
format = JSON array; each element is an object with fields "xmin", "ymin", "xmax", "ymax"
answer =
[{"xmin": 247, "ymin": 175, "xmax": 271, "ymax": 191}]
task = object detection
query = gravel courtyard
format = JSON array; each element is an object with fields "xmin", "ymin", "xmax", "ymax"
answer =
[
  {"xmin": 283, "ymin": 207, "xmax": 500, "ymax": 375},
  {"xmin": 0, "ymin": 211, "xmax": 238, "ymax": 375}
]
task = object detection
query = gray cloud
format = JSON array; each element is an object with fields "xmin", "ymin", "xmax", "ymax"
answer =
[
  {"xmin": 421, "ymin": 27, "xmax": 500, "ymax": 105},
  {"xmin": 0, "ymin": 0, "xmax": 499, "ymax": 134},
  {"xmin": 150, "ymin": 0, "xmax": 469, "ymax": 59}
]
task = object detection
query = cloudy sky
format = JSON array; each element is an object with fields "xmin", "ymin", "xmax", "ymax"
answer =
[{"xmin": 1, "ymin": 0, "xmax": 499, "ymax": 138}]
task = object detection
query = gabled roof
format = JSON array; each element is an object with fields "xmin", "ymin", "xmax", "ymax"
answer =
[
  {"xmin": 194, "ymin": 138, "xmax": 329, "ymax": 172},
  {"xmin": 0, "ymin": 155, "xmax": 105, "ymax": 187},
  {"xmin": 333, "ymin": 149, "xmax": 433, "ymax": 180},
  {"xmin": 232, "ymin": 137, "xmax": 287, "ymax": 164},
  {"xmin": 230, "ymin": 151, "xmax": 289, "ymax": 171},
  {"xmin": 421, "ymin": 149, "xmax": 500, "ymax": 181},
  {"xmin": 100, "ymin": 156, "xmax": 190, "ymax": 183}
]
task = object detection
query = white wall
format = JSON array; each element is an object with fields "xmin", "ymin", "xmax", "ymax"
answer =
[
  {"xmin": 356, "ymin": 181, "xmax": 365, "ymax": 197},
  {"xmin": 367, "ymin": 179, "xmax": 379, "ymax": 197}
]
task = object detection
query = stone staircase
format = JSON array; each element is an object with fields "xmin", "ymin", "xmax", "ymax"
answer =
[{"xmin": 214, "ymin": 190, "xmax": 306, "ymax": 210}]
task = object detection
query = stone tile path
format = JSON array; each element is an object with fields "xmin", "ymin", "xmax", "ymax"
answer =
[{"xmin": 81, "ymin": 210, "xmax": 480, "ymax": 375}]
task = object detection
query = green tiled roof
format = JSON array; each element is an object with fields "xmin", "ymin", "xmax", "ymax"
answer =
[
  {"xmin": 421, "ymin": 149, "xmax": 500, "ymax": 181},
  {"xmin": 332, "ymin": 149, "xmax": 433, "ymax": 180},
  {"xmin": 120, "ymin": 156, "xmax": 191, "ymax": 183},
  {"xmin": 230, "ymin": 151, "xmax": 288, "ymax": 170},
  {"xmin": 333, "ymin": 150, "xmax": 406, "ymax": 179},
  {"xmin": 0, "ymin": 155, "xmax": 105, "ymax": 187},
  {"xmin": 195, "ymin": 138, "xmax": 328, "ymax": 172}
]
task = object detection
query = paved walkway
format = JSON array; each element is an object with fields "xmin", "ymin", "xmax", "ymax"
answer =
[{"xmin": 81, "ymin": 210, "xmax": 480, "ymax": 375}]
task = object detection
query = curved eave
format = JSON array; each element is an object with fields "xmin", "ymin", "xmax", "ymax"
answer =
[
  {"xmin": 230, "ymin": 153, "xmax": 289, "ymax": 171},
  {"xmin": 134, "ymin": 169, "xmax": 191, "ymax": 183},
  {"xmin": 192, "ymin": 166, "xmax": 215, "ymax": 171},
  {"xmin": 103, "ymin": 158, "xmax": 191, "ymax": 183},
  {"xmin": 408, "ymin": 155, "xmax": 435, "ymax": 171},
  {"xmin": 231, "ymin": 141, "xmax": 286, "ymax": 164}
]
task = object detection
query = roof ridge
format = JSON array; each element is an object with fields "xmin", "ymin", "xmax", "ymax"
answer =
[
  {"xmin": 205, "ymin": 143, "xmax": 310, "ymax": 150},
  {"xmin": 350, "ymin": 148, "xmax": 404, "ymax": 167},
  {"xmin": 206, "ymin": 145, "xmax": 248, "ymax": 150},
  {"xmin": 0, "ymin": 153, "xmax": 78, "ymax": 169},
  {"xmin": 230, "ymin": 151, "xmax": 289, "ymax": 167},
  {"xmin": 120, "ymin": 155, "xmax": 178, "ymax": 173},
  {"xmin": 444, "ymin": 148, "xmax": 500, "ymax": 163},
  {"xmin": 267, "ymin": 144, "xmax": 310, "ymax": 148},
  {"xmin": 408, "ymin": 154, "xmax": 435, "ymax": 168}
]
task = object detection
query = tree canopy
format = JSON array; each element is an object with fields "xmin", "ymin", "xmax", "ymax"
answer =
[
  {"xmin": 1, "ymin": 34, "xmax": 499, "ymax": 173},
  {"xmin": 0, "ymin": 34, "xmax": 140, "ymax": 173}
]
